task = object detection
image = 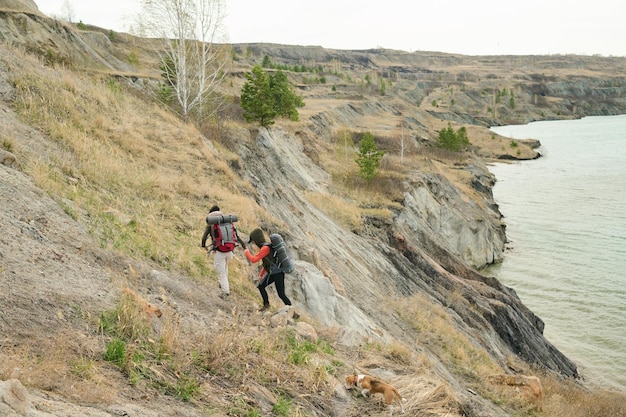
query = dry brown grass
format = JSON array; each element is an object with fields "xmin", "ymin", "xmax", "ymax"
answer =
[
  {"xmin": 0, "ymin": 333, "xmax": 120, "ymax": 404},
  {"xmin": 304, "ymin": 190, "xmax": 363, "ymax": 230},
  {"xmin": 8, "ymin": 46, "xmax": 258, "ymax": 281},
  {"xmin": 336, "ymin": 308, "xmax": 626, "ymax": 417},
  {"xmin": 3, "ymin": 46, "xmax": 356, "ymax": 412},
  {"xmin": 20, "ymin": 142, "xmax": 606, "ymax": 415},
  {"xmin": 541, "ymin": 375, "xmax": 626, "ymax": 417},
  {"xmin": 306, "ymin": 130, "xmax": 406, "ymax": 229},
  {"xmin": 163, "ymin": 308, "xmax": 343, "ymax": 411},
  {"xmin": 392, "ymin": 294, "xmax": 503, "ymax": 383},
  {"xmin": 393, "ymin": 292, "xmax": 626, "ymax": 416},
  {"xmin": 324, "ymin": 123, "xmax": 497, "ymax": 211},
  {"xmin": 345, "ymin": 341, "xmax": 466, "ymax": 416}
]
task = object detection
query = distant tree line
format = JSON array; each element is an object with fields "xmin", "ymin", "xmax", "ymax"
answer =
[{"xmin": 262, "ymin": 55, "xmax": 322, "ymax": 73}]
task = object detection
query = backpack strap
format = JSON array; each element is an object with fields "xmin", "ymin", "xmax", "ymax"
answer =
[{"xmin": 259, "ymin": 243, "xmax": 274, "ymax": 272}]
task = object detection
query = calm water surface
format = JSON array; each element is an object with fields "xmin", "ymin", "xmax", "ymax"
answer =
[{"xmin": 484, "ymin": 115, "xmax": 626, "ymax": 393}]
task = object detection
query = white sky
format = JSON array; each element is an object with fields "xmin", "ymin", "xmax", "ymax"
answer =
[{"xmin": 33, "ymin": 0, "xmax": 625, "ymax": 56}]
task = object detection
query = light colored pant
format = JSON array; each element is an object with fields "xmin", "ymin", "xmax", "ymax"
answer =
[{"xmin": 213, "ymin": 250, "xmax": 233, "ymax": 294}]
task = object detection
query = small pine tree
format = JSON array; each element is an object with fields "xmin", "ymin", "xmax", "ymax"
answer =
[
  {"xmin": 240, "ymin": 66, "xmax": 304, "ymax": 126},
  {"xmin": 241, "ymin": 65, "xmax": 276, "ymax": 127},
  {"xmin": 262, "ymin": 55, "xmax": 272, "ymax": 68},
  {"xmin": 437, "ymin": 122, "xmax": 470, "ymax": 152},
  {"xmin": 437, "ymin": 122, "xmax": 456, "ymax": 150},
  {"xmin": 456, "ymin": 126, "xmax": 469, "ymax": 149},
  {"xmin": 160, "ymin": 54, "xmax": 176, "ymax": 86},
  {"xmin": 270, "ymin": 70, "xmax": 304, "ymax": 121},
  {"xmin": 356, "ymin": 132, "xmax": 385, "ymax": 180}
]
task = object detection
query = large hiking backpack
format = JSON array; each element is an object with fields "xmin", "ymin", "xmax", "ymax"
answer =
[
  {"xmin": 206, "ymin": 214, "xmax": 238, "ymax": 252},
  {"xmin": 268, "ymin": 233, "xmax": 295, "ymax": 273}
]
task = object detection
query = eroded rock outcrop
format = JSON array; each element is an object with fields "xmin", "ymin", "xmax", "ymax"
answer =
[
  {"xmin": 1, "ymin": 0, "xmax": 39, "ymax": 14},
  {"xmin": 240, "ymin": 127, "xmax": 578, "ymax": 379}
]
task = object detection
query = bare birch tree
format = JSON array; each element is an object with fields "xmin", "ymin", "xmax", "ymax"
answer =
[
  {"xmin": 141, "ymin": 0, "xmax": 230, "ymax": 122},
  {"xmin": 61, "ymin": 0, "xmax": 75, "ymax": 23},
  {"xmin": 397, "ymin": 118, "xmax": 407, "ymax": 164}
]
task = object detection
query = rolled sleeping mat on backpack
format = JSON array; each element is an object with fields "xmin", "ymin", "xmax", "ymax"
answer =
[{"xmin": 206, "ymin": 214, "xmax": 238, "ymax": 225}]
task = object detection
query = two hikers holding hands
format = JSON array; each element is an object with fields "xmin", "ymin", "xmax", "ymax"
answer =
[{"xmin": 201, "ymin": 206, "xmax": 293, "ymax": 310}]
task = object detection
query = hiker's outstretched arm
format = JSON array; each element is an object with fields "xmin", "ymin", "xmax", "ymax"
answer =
[{"xmin": 245, "ymin": 245, "xmax": 270, "ymax": 263}]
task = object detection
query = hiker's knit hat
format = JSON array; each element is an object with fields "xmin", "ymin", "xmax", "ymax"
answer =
[{"xmin": 249, "ymin": 228, "xmax": 266, "ymax": 247}]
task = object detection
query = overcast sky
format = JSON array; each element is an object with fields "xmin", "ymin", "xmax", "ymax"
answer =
[{"xmin": 34, "ymin": 0, "xmax": 625, "ymax": 56}]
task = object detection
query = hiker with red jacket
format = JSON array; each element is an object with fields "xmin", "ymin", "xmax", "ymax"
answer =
[
  {"xmin": 201, "ymin": 205, "xmax": 244, "ymax": 299},
  {"xmin": 244, "ymin": 228, "xmax": 292, "ymax": 311}
]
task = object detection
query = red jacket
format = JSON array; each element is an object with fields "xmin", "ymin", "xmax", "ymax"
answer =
[{"xmin": 245, "ymin": 245, "xmax": 270, "ymax": 278}]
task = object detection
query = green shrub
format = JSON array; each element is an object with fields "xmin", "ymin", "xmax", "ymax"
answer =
[
  {"xmin": 157, "ymin": 83, "xmax": 175, "ymax": 105},
  {"xmin": 1, "ymin": 139, "xmax": 13, "ymax": 151},
  {"xmin": 272, "ymin": 396, "xmax": 291, "ymax": 416},
  {"xmin": 437, "ymin": 122, "xmax": 470, "ymax": 152},
  {"xmin": 128, "ymin": 51, "xmax": 139, "ymax": 66},
  {"xmin": 173, "ymin": 376, "xmax": 200, "ymax": 401},
  {"xmin": 104, "ymin": 338, "xmax": 127, "ymax": 368}
]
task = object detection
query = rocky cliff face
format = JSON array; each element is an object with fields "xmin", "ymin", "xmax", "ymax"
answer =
[{"xmin": 243, "ymin": 126, "xmax": 578, "ymax": 379}]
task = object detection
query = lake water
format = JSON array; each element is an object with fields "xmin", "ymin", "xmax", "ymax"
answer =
[{"xmin": 484, "ymin": 115, "xmax": 626, "ymax": 393}]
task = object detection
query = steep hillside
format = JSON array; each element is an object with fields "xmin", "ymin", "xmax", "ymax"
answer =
[{"xmin": 1, "ymin": 2, "xmax": 626, "ymax": 417}]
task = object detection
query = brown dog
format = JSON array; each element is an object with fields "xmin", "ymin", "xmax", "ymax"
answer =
[{"xmin": 345, "ymin": 374, "xmax": 406, "ymax": 416}]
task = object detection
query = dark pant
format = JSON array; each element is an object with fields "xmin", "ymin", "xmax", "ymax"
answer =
[{"xmin": 258, "ymin": 272, "xmax": 291, "ymax": 306}]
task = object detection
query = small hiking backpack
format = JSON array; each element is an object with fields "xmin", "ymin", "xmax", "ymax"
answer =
[
  {"xmin": 268, "ymin": 233, "xmax": 295, "ymax": 273},
  {"xmin": 206, "ymin": 214, "xmax": 238, "ymax": 252}
]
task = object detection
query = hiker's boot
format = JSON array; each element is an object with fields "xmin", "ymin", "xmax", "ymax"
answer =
[
  {"xmin": 259, "ymin": 303, "xmax": 270, "ymax": 312},
  {"xmin": 219, "ymin": 292, "xmax": 230, "ymax": 300}
]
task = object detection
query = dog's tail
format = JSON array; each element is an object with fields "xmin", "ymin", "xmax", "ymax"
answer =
[{"xmin": 393, "ymin": 387, "xmax": 406, "ymax": 403}]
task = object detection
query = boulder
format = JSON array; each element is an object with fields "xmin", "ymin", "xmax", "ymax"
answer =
[{"xmin": 0, "ymin": 379, "xmax": 31, "ymax": 415}]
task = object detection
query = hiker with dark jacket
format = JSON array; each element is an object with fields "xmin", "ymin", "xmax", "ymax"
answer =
[
  {"xmin": 201, "ymin": 205, "xmax": 244, "ymax": 299},
  {"xmin": 244, "ymin": 228, "xmax": 292, "ymax": 311}
]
